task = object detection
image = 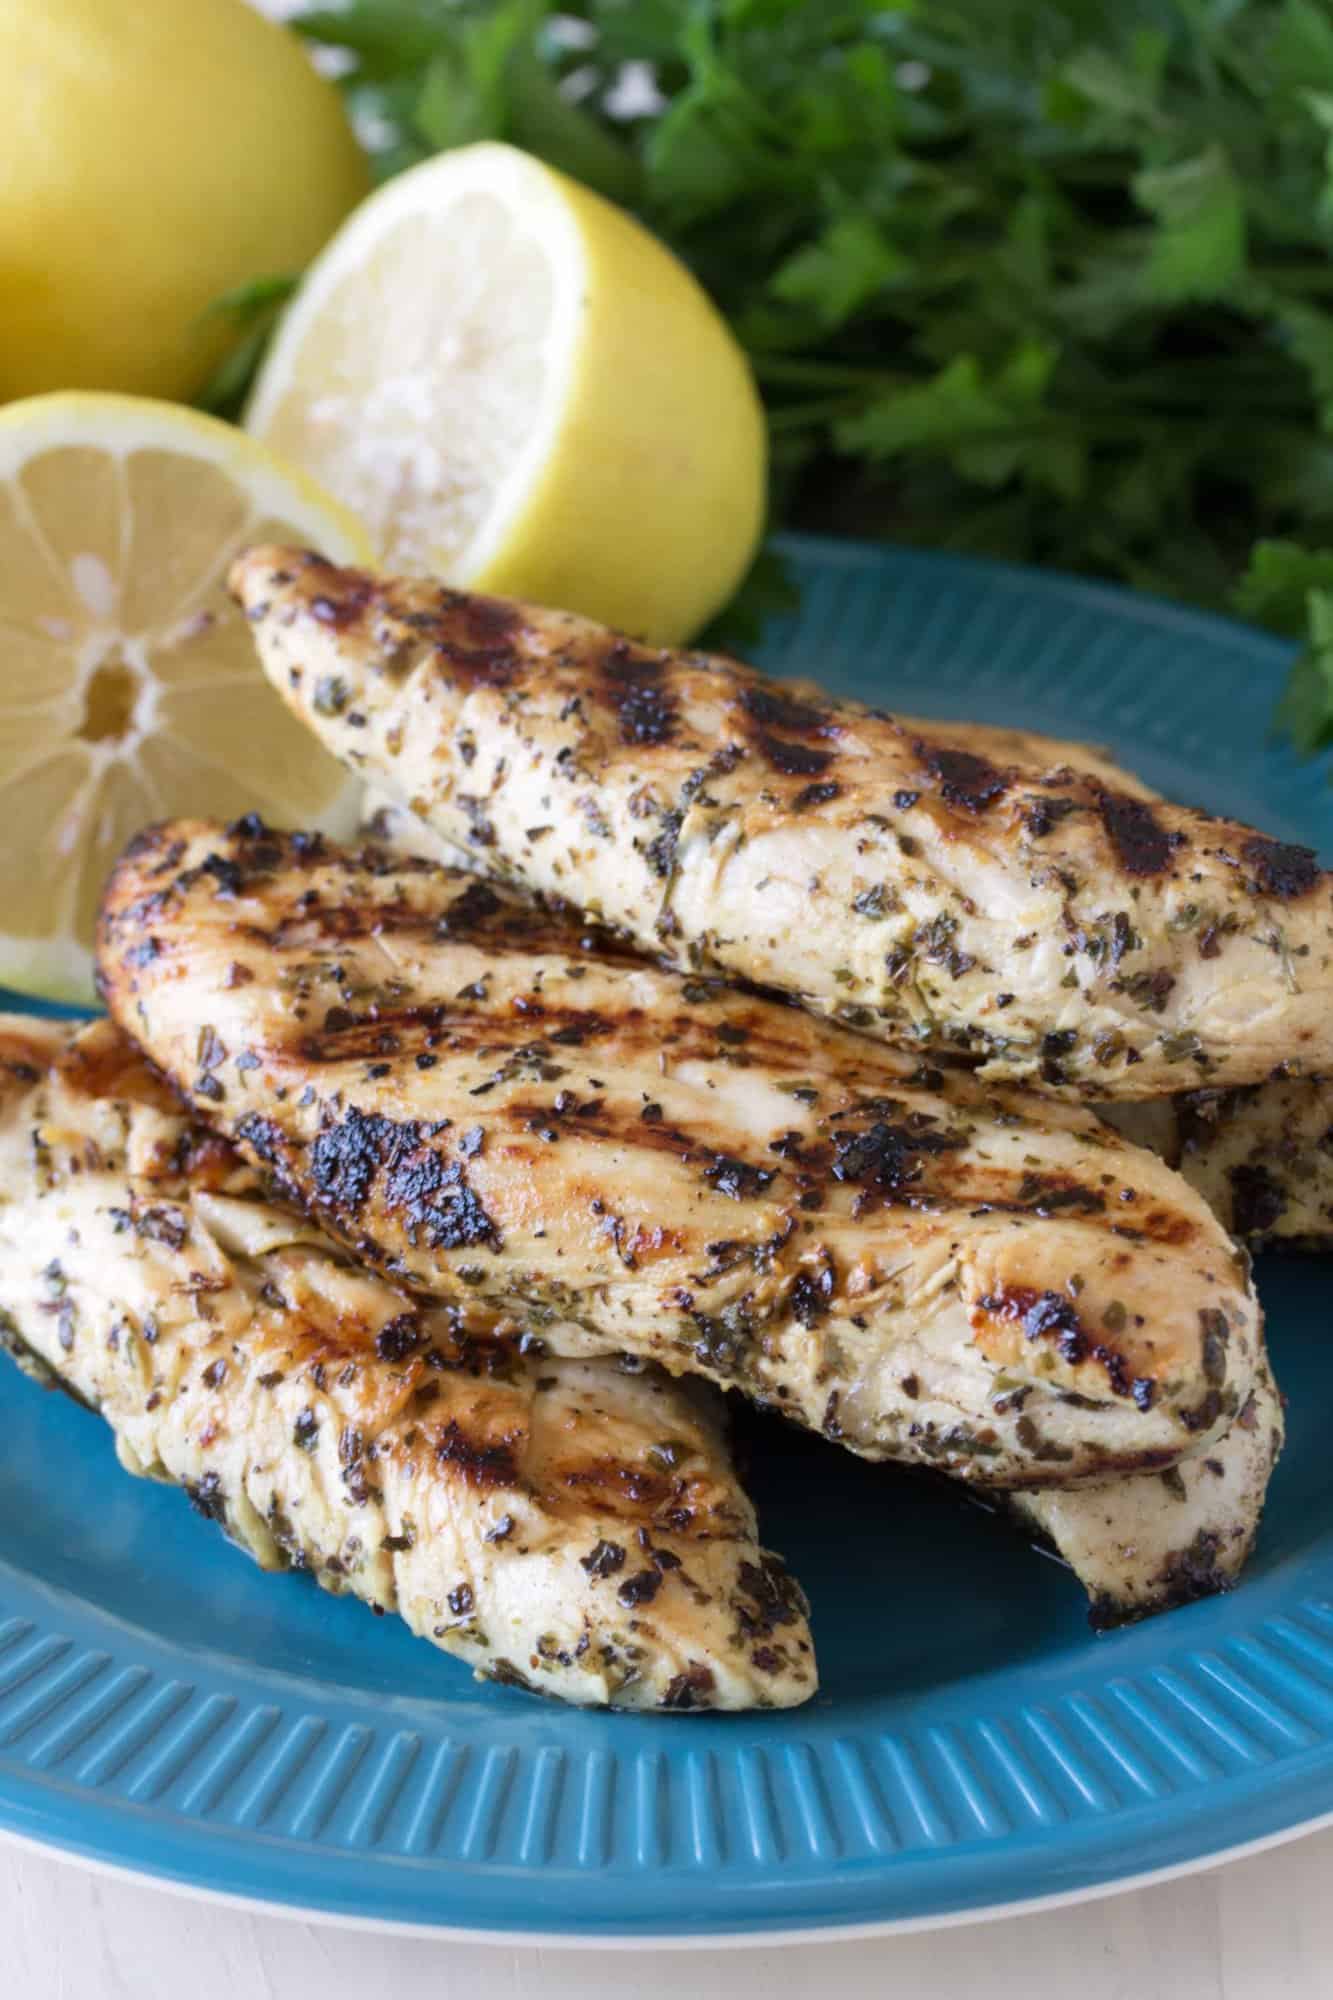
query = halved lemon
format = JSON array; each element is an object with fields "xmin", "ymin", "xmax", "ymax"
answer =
[
  {"xmin": 0, "ymin": 393, "xmax": 373, "ymax": 1002},
  {"xmin": 245, "ymin": 141, "xmax": 766, "ymax": 644}
]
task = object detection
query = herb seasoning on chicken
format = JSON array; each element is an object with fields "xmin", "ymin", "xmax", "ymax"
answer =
[
  {"xmin": 231, "ymin": 548, "xmax": 1333, "ymax": 1100},
  {"xmin": 99, "ymin": 819, "xmax": 1261, "ymax": 1487},
  {"xmin": 1014, "ymin": 1352, "xmax": 1282, "ymax": 1624},
  {"xmin": 0, "ymin": 1017, "xmax": 814, "ymax": 1711}
]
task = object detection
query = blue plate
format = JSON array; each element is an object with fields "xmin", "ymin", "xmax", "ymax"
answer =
[{"xmin": 2, "ymin": 534, "xmax": 1332, "ymax": 1940}]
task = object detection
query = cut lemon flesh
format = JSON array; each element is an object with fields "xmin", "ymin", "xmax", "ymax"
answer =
[
  {"xmin": 0, "ymin": 393, "xmax": 373, "ymax": 1002},
  {"xmin": 246, "ymin": 142, "xmax": 766, "ymax": 644}
]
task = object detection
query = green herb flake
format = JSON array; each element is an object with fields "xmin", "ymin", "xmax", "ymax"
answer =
[{"xmin": 313, "ymin": 675, "xmax": 349, "ymax": 718}]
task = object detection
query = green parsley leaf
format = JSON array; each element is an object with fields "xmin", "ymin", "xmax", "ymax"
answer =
[
  {"xmin": 770, "ymin": 214, "xmax": 907, "ymax": 332},
  {"xmin": 1234, "ymin": 540, "xmax": 1333, "ymax": 633},
  {"xmin": 177, "ymin": 0, "xmax": 1333, "ymax": 757},
  {"xmin": 194, "ymin": 274, "xmax": 299, "ymax": 417},
  {"xmin": 835, "ymin": 344, "xmax": 1057, "ymax": 491},
  {"xmin": 1133, "ymin": 148, "xmax": 1248, "ymax": 305}
]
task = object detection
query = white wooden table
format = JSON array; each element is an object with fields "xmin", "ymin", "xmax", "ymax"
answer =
[{"xmin": 7, "ymin": 1826, "xmax": 1332, "ymax": 1998}]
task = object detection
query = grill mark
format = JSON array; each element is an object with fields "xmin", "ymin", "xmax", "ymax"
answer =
[
  {"xmin": 550, "ymin": 1459, "xmax": 733, "ymax": 1536},
  {"xmin": 251, "ymin": 1315, "xmax": 403, "ymax": 1381},
  {"xmin": 823, "ymin": 1149, "xmax": 1197, "ymax": 1239},
  {"xmin": 1240, "ymin": 834, "xmax": 1320, "ymax": 899},
  {"xmin": 552, "ymin": 1454, "xmax": 672, "ymax": 1508},
  {"xmin": 103, "ymin": 828, "xmax": 1256, "ymax": 1452},
  {"xmin": 739, "ymin": 684, "xmax": 833, "ymax": 736},
  {"xmin": 250, "ymin": 911, "xmax": 874, "ymax": 1077},
  {"xmin": 298, "ymin": 1004, "xmax": 443, "ymax": 1064},
  {"xmin": 286, "ymin": 902, "xmax": 626, "ymax": 963},
  {"xmin": 971, "ymin": 1187, "xmax": 1193, "ymax": 1244},
  {"xmin": 502, "ymin": 1104, "xmax": 798, "ymax": 1231},
  {"xmin": 830, "ymin": 1116, "xmax": 970, "ymax": 1194},
  {"xmin": 1099, "ymin": 790, "xmax": 1184, "ymax": 875},
  {"xmin": 119, "ymin": 821, "xmax": 181, "ymax": 866},
  {"xmin": 244, "ymin": 1027, "xmax": 1191, "ymax": 1243},
  {"xmin": 262, "ymin": 894, "xmax": 557, "ymax": 955},
  {"xmin": 175, "ymin": 1127, "xmax": 247, "ymax": 1191},
  {"xmin": 1129, "ymin": 1207, "xmax": 1195, "ymax": 1246},
  {"xmin": 187, "ymin": 868, "xmax": 633, "ymax": 969},
  {"xmin": 269, "ymin": 557, "xmax": 528, "ymax": 692},
  {"xmin": 1009, "ymin": 1173, "xmax": 1106, "ymax": 1217},
  {"xmin": 433, "ymin": 1416, "xmax": 522, "ymax": 1489},
  {"xmin": 503, "ymin": 1100, "xmax": 700, "ymax": 1164},
  {"xmin": 600, "ymin": 640, "xmax": 677, "ymax": 746},
  {"xmin": 914, "ymin": 740, "xmax": 1010, "ymax": 812},
  {"xmin": 104, "ymin": 826, "xmax": 427, "ymax": 936},
  {"xmin": 105, "ymin": 875, "xmax": 1200, "ymax": 1244},
  {"xmin": 268, "ymin": 899, "xmax": 433, "ymax": 948},
  {"xmin": 410, "ymin": 588, "xmax": 522, "ymax": 688},
  {"xmin": 486, "ymin": 1094, "xmax": 1196, "ymax": 1239},
  {"xmin": 752, "ymin": 733, "xmax": 835, "ymax": 777},
  {"xmin": 296, "ymin": 1002, "xmax": 632, "ymax": 1070},
  {"xmin": 56, "ymin": 1031, "xmax": 179, "ymax": 1113},
  {"xmin": 1021, "ymin": 794, "xmax": 1080, "ymax": 838},
  {"xmin": 445, "ymin": 591, "xmax": 519, "ymax": 649},
  {"xmin": 306, "ymin": 569, "xmax": 377, "ymax": 632},
  {"xmin": 975, "ymin": 1284, "xmax": 1147, "ymax": 1400},
  {"xmin": 434, "ymin": 880, "xmax": 500, "ymax": 930},
  {"xmin": 1228, "ymin": 1162, "xmax": 1287, "ymax": 1238},
  {"xmin": 360, "ymin": 1314, "xmax": 526, "ymax": 1379},
  {"xmin": 236, "ymin": 1064, "xmax": 1184, "ymax": 1248},
  {"xmin": 308, "ymin": 1107, "xmax": 500, "ymax": 1250}
]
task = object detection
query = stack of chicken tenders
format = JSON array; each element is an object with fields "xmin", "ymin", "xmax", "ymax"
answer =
[{"xmin": 10, "ymin": 544, "xmax": 1329, "ymax": 1710}]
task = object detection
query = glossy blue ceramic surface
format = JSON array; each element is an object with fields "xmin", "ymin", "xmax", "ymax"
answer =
[{"xmin": 1, "ymin": 535, "xmax": 1330, "ymax": 1938}]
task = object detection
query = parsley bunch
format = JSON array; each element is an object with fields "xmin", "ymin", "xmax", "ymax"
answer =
[{"xmin": 217, "ymin": 0, "xmax": 1333, "ymax": 741}]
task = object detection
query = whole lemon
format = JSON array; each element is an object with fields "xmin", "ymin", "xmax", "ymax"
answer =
[{"xmin": 0, "ymin": 0, "xmax": 369, "ymax": 402}]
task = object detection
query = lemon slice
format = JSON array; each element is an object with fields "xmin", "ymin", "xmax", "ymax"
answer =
[
  {"xmin": 245, "ymin": 141, "xmax": 766, "ymax": 644},
  {"xmin": 0, "ymin": 392, "xmax": 373, "ymax": 1003}
]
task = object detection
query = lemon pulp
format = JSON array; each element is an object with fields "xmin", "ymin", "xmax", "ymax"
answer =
[
  {"xmin": 248, "ymin": 143, "xmax": 766, "ymax": 644},
  {"xmin": 0, "ymin": 394, "xmax": 373, "ymax": 1000}
]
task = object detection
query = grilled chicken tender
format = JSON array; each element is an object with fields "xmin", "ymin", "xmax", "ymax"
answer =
[
  {"xmin": 907, "ymin": 729, "xmax": 1332, "ymax": 1248},
  {"xmin": 231, "ymin": 547, "xmax": 1333, "ymax": 1101},
  {"xmin": 357, "ymin": 721, "xmax": 1160, "ymax": 867},
  {"xmin": 1104, "ymin": 1081, "xmax": 1333, "ymax": 1249},
  {"xmin": 813, "ymin": 714, "xmax": 1163, "ymax": 805},
  {"xmin": 787, "ymin": 724, "xmax": 1330, "ymax": 1253},
  {"xmin": 1014, "ymin": 1351, "xmax": 1282, "ymax": 1625},
  {"xmin": 0, "ymin": 1016, "xmax": 814, "ymax": 1711},
  {"xmin": 100, "ymin": 821, "xmax": 1260, "ymax": 1488},
  {"xmin": 356, "ymin": 778, "xmax": 1284, "ymax": 1619}
]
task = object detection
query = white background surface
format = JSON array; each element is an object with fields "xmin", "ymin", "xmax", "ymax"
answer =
[{"xmin": 7, "ymin": 1825, "xmax": 1333, "ymax": 1998}]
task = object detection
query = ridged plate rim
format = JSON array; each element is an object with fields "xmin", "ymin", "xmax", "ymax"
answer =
[{"xmin": 0, "ymin": 532, "xmax": 1330, "ymax": 1943}]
